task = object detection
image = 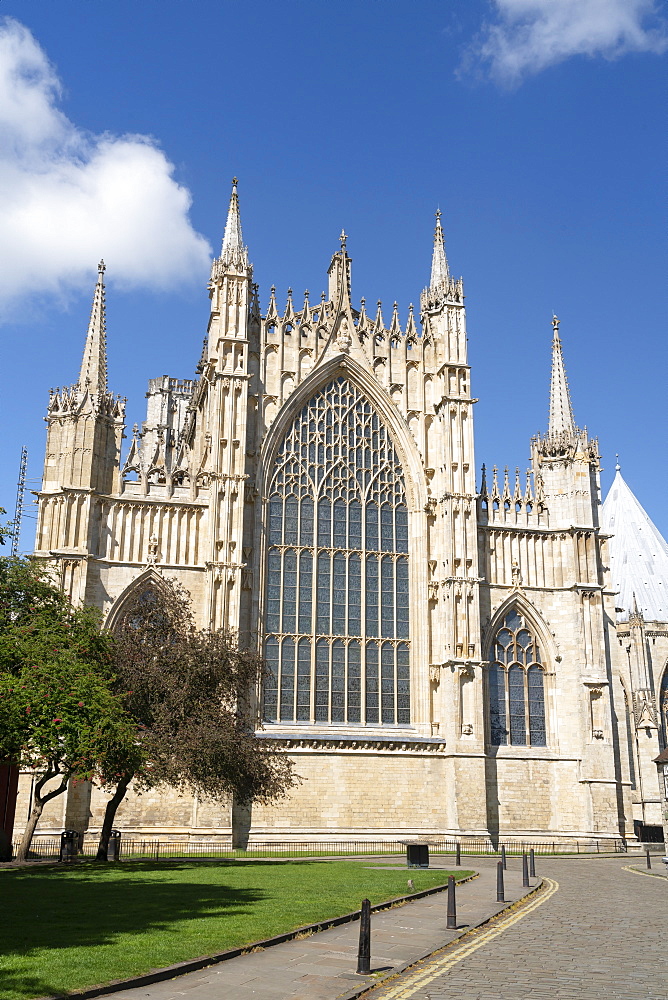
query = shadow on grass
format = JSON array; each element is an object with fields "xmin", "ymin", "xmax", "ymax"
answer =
[{"xmin": 0, "ymin": 860, "xmax": 280, "ymax": 999}]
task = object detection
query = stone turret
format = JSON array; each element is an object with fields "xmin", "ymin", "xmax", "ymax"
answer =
[
  {"xmin": 531, "ymin": 317, "xmax": 600, "ymax": 528},
  {"xmin": 35, "ymin": 262, "xmax": 125, "ymax": 601}
]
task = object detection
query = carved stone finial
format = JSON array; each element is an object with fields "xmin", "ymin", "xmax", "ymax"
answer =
[{"xmin": 339, "ymin": 229, "xmax": 348, "ymax": 250}]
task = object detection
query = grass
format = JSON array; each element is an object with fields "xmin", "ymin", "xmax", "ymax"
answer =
[{"xmin": 0, "ymin": 859, "xmax": 472, "ymax": 999}]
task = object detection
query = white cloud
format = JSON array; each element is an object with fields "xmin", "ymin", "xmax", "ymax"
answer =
[
  {"xmin": 462, "ymin": 0, "xmax": 668, "ymax": 86},
  {"xmin": 0, "ymin": 18, "xmax": 212, "ymax": 313}
]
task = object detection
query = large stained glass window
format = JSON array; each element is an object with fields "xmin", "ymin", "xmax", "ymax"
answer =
[
  {"xmin": 263, "ymin": 377, "xmax": 410, "ymax": 726},
  {"xmin": 488, "ymin": 609, "xmax": 546, "ymax": 747}
]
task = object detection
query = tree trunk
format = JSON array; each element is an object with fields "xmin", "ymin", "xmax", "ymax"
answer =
[
  {"xmin": 15, "ymin": 767, "xmax": 69, "ymax": 862},
  {"xmin": 96, "ymin": 774, "xmax": 132, "ymax": 861}
]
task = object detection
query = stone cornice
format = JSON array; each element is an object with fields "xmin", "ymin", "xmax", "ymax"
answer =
[
  {"xmin": 97, "ymin": 494, "xmax": 208, "ymax": 509},
  {"xmin": 479, "ymin": 523, "xmax": 599, "ymax": 537},
  {"xmin": 256, "ymin": 733, "xmax": 448, "ymax": 754},
  {"xmin": 88, "ymin": 557, "xmax": 207, "ymax": 571}
]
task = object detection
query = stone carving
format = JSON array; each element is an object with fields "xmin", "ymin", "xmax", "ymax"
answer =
[
  {"xmin": 147, "ymin": 534, "xmax": 159, "ymax": 564},
  {"xmin": 336, "ymin": 316, "xmax": 352, "ymax": 353}
]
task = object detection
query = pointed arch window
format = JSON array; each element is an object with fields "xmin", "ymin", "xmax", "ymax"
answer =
[
  {"xmin": 660, "ymin": 667, "xmax": 668, "ymax": 748},
  {"xmin": 263, "ymin": 376, "xmax": 410, "ymax": 726},
  {"xmin": 105, "ymin": 571, "xmax": 169, "ymax": 635},
  {"xmin": 488, "ymin": 609, "xmax": 546, "ymax": 747}
]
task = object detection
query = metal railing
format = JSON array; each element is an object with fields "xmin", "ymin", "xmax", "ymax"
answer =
[{"xmin": 11, "ymin": 835, "xmax": 627, "ymax": 862}]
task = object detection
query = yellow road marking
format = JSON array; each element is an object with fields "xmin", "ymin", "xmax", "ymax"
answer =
[
  {"xmin": 366, "ymin": 877, "xmax": 559, "ymax": 999},
  {"xmin": 622, "ymin": 864, "xmax": 667, "ymax": 880}
]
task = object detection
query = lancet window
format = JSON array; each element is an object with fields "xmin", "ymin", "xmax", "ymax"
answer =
[
  {"xmin": 660, "ymin": 667, "xmax": 668, "ymax": 748},
  {"xmin": 263, "ymin": 377, "xmax": 410, "ymax": 726},
  {"xmin": 488, "ymin": 609, "xmax": 546, "ymax": 746}
]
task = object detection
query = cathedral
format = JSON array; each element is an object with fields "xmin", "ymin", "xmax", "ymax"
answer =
[{"xmin": 20, "ymin": 181, "xmax": 668, "ymax": 846}]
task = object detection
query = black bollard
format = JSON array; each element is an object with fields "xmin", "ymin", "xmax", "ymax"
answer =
[
  {"xmin": 446, "ymin": 875, "xmax": 457, "ymax": 929},
  {"xmin": 522, "ymin": 852, "xmax": 529, "ymax": 887},
  {"xmin": 501, "ymin": 844, "xmax": 507, "ymax": 870},
  {"xmin": 646, "ymin": 850, "xmax": 652, "ymax": 870},
  {"xmin": 496, "ymin": 860, "xmax": 505, "ymax": 902},
  {"xmin": 357, "ymin": 898, "xmax": 371, "ymax": 975},
  {"xmin": 529, "ymin": 848, "xmax": 536, "ymax": 877},
  {"xmin": 455, "ymin": 842, "xmax": 461, "ymax": 867}
]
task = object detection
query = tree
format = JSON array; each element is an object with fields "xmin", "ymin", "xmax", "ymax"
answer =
[
  {"xmin": 95, "ymin": 580, "xmax": 297, "ymax": 859},
  {"xmin": 0, "ymin": 506, "xmax": 12, "ymax": 546},
  {"xmin": 0, "ymin": 555, "xmax": 71, "ymax": 629},
  {"xmin": 0, "ymin": 557, "xmax": 134, "ymax": 861}
]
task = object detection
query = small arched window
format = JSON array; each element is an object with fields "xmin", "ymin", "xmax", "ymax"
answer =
[{"xmin": 488, "ymin": 608, "xmax": 546, "ymax": 747}]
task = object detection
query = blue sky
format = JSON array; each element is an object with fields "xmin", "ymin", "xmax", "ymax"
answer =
[{"xmin": 0, "ymin": 0, "xmax": 666, "ymax": 546}]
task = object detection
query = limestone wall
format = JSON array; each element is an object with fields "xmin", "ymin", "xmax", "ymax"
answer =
[{"xmin": 250, "ymin": 747, "xmax": 449, "ymax": 837}]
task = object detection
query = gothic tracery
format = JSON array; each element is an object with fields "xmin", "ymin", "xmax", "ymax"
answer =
[{"xmin": 263, "ymin": 376, "xmax": 410, "ymax": 726}]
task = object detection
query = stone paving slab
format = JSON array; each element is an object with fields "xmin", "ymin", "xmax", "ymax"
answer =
[{"xmin": 106, "ymin": 861, "xmax": 534, "ymax": 1000}]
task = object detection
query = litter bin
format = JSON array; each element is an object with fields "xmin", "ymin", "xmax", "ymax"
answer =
[
  {"xmin": 107, "ymin": 830, "xmax": 121, "ymax": 862},
  {"xmin": 60, "ymin": 829, "xmax": 79, "ymax": 862},
  {"xmin": 400, "ymin": 841, "xmax": 430, "ymax": 868}
]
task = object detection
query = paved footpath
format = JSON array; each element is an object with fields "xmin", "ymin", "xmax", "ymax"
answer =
[
  {"xmin": 363, "ymin": 855, "xmax": 667, "ymax": 1000},
  {"xmin": 103, "ymin": 855, "xmax": 666, "ymax": 1000},
  {"xmin": 108, "ymin": 860, "xmax": 533, "ymax": 1000}
]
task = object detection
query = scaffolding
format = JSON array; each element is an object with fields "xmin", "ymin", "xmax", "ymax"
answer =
[{"xmin": 11, "ymin": 446, "xmax": 28, "ymax": 558}]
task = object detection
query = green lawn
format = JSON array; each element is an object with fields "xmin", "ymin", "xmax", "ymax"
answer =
[{"xmin": 0, "ymin": 859, "xmax": 471, "ymax": 999}]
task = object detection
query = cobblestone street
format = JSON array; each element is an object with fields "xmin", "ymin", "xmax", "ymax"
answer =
[{"xmin": 363, "ymin": 856, "xmax": 667, "ymax": 1000}]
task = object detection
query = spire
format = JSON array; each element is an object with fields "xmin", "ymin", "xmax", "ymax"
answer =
[
  {"xmin": 217, "ymin": 177, "xmax": 249, "ymax": 270},
  {"xmin": 78, "ymin": 261, "xmax": 108, "ymax": 394},
  {"xmin": 222, "ymin": 177, "xmax": 243, "ymax": 253},
  {"xmin": 430, "ymin": 210, "xmax": 449, "ymax": 289},
  {"xmin": 547, "ymin": 315, "xmax": 576, "ymax": 438}
]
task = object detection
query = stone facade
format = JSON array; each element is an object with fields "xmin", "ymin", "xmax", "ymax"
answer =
[{"xmin": 18, "ymin": 182, "xmax": 668, "ymax": 847}]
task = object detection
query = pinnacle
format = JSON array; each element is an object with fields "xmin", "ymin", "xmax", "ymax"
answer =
[
  {"xmin": 547, "ymin": 315, "xmax": 576, "ymax": 438},
  {"xmin": 78, "ymin": 262, "xmax": 108, "ymax": 395},
  {"xmin": 222, "ymin": 177, "xmax": 244, "ymax": 253},
  {"xmin": 217, "ymin": 177, "xmax": 249, "ymax": 271},
  {"xmin": 430, "ymin": 209, "xmax": 449, "ymax": 290}
]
